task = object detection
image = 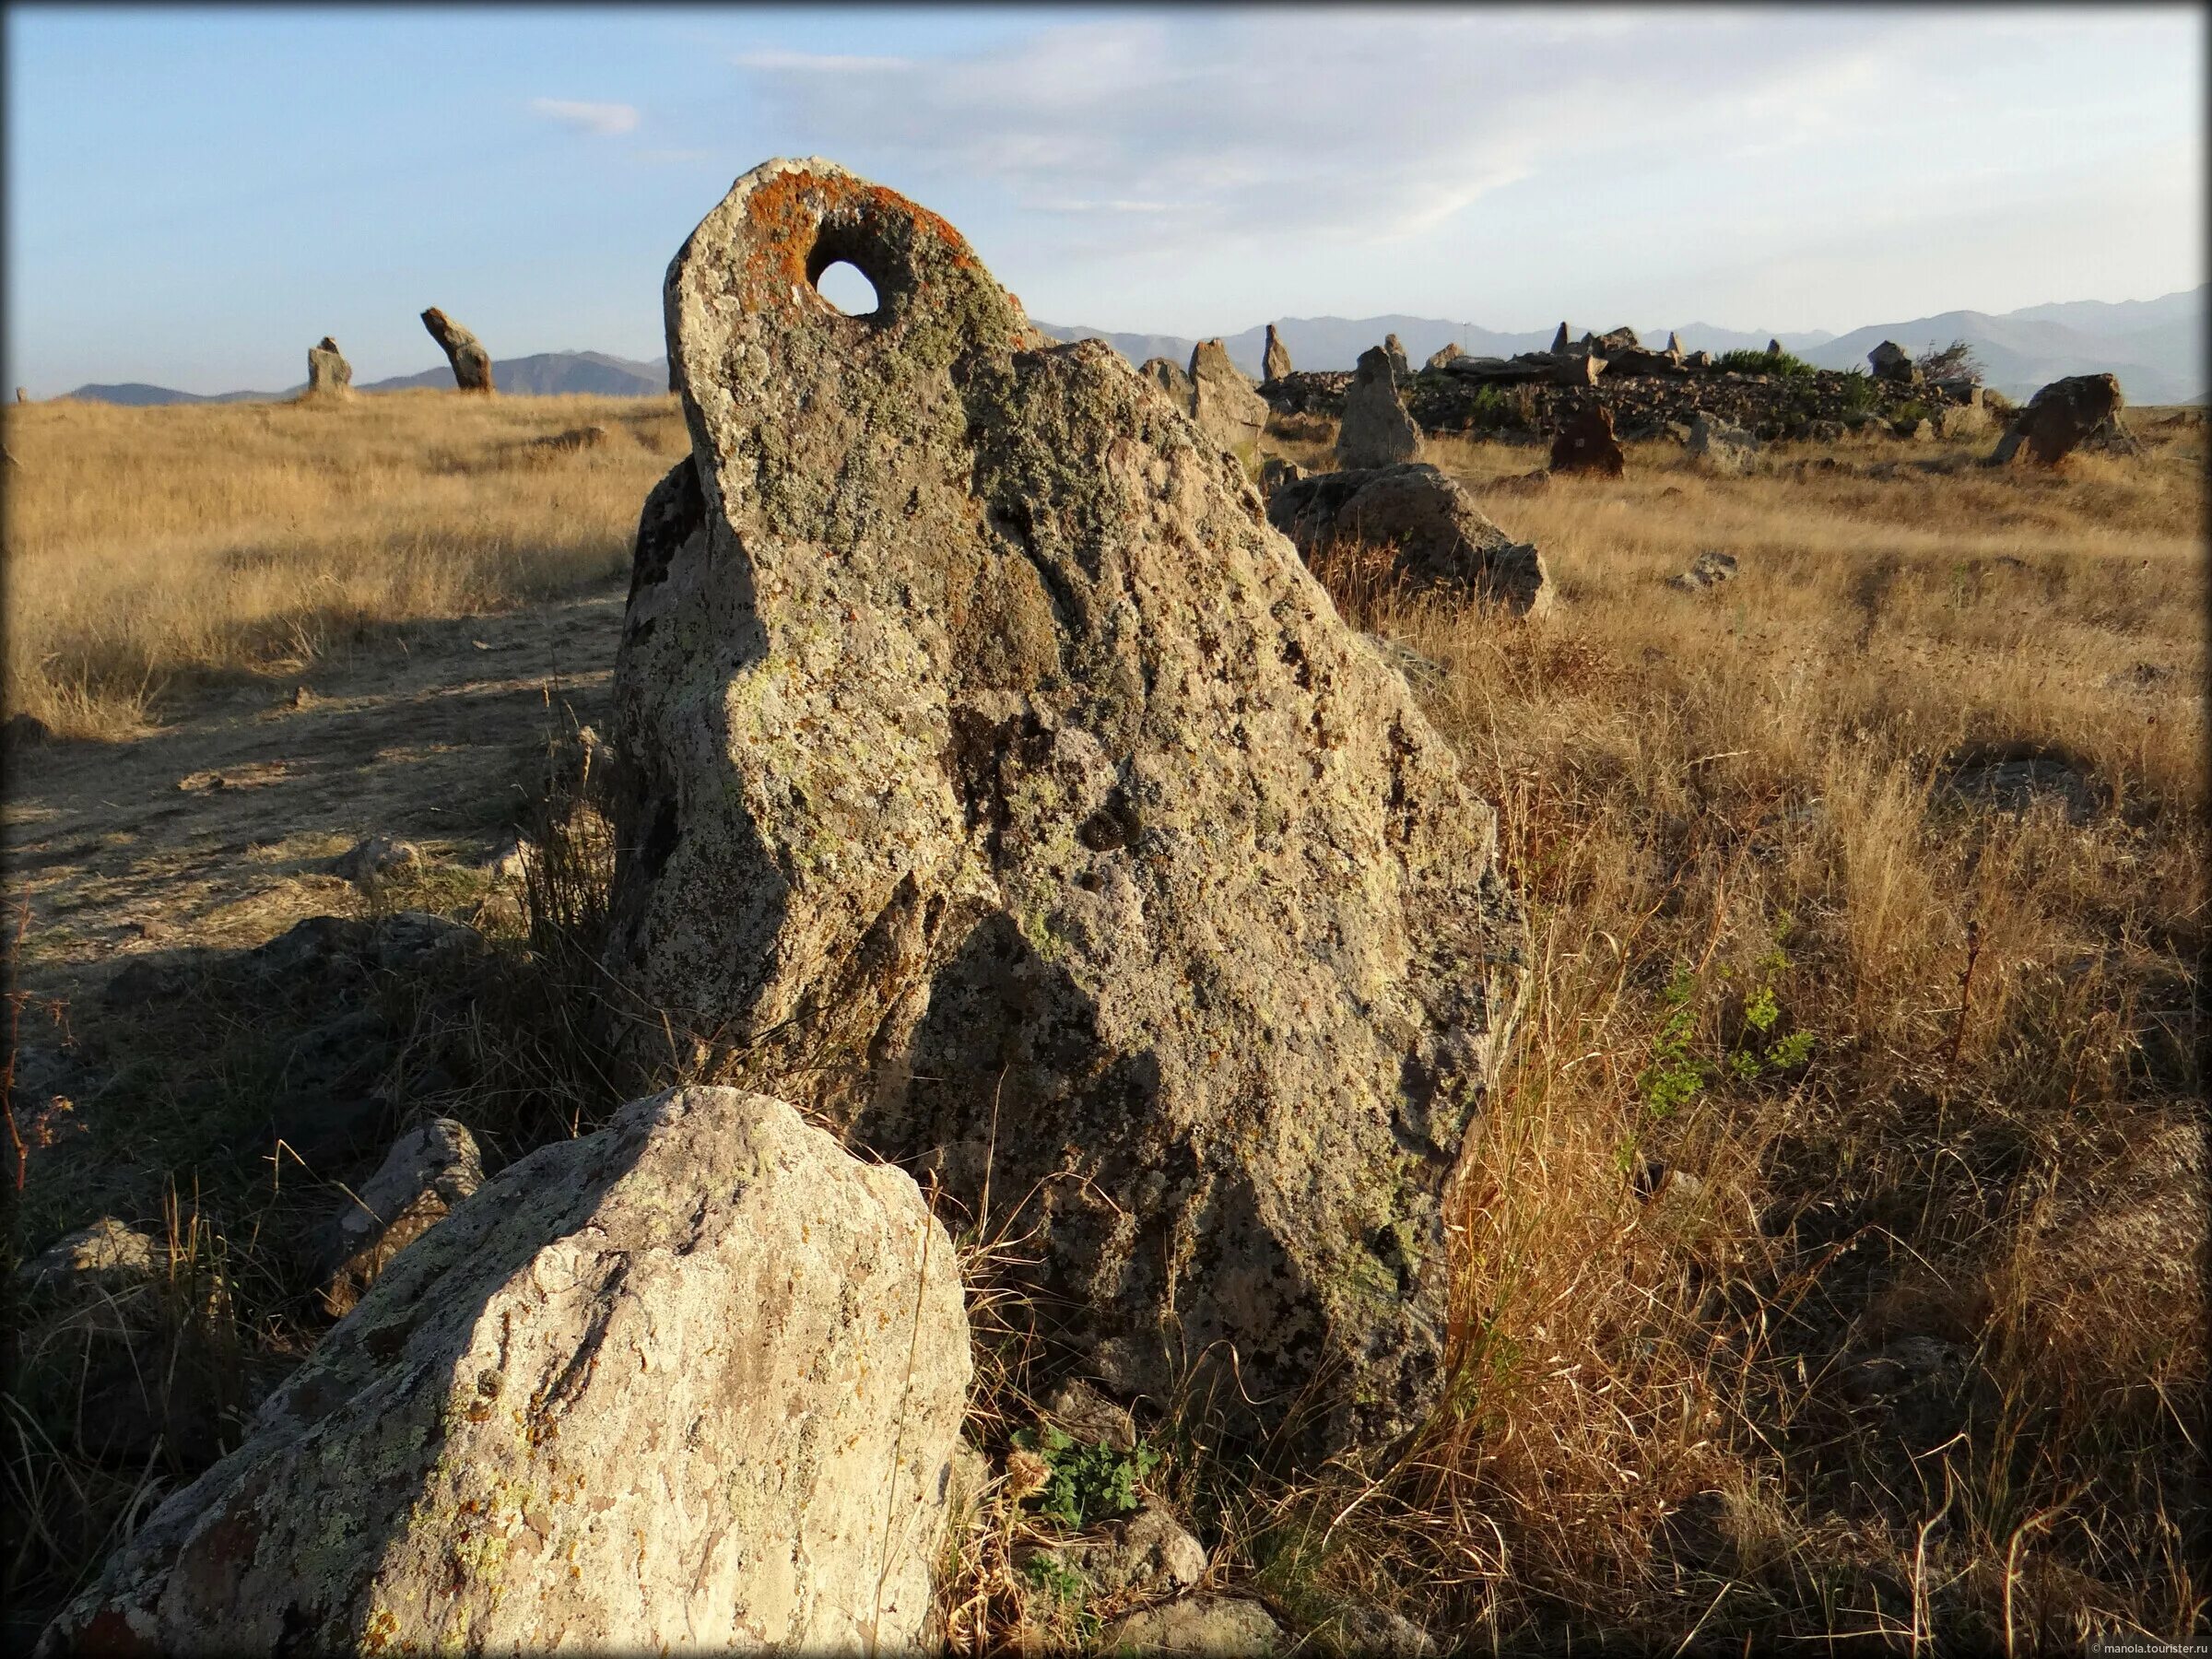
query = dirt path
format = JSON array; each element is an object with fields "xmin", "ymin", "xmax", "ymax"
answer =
[{"xmin": 4, "ymin": 584, "xmax": 624, "ymax": 1006}]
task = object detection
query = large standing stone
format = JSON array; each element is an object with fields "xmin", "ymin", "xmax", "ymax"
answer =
[
  {"xmin": 38, "ymin": 1087, "xmax": 970, "ymax": 1657},
  {"xmin": 605, "ymin": 158, "xmax": 1526, "ymax": 1458},
  {"xmin": 1143, "ymin": 356, "xmax": 1195, "ymax": 403},
  {"xmin": 1987, "ymin": 372, "xmax": 2124, "ymax": 466},
  {"xmin": 1335, "ymin": 345, "xmax": 1424, "ymax": 469},
  {"xmin": 305, "ymin": 336, "xmax": 351, "ymax": 397},
  {"xmin": 418, "ymin": 306, "xmax": 494, "ymax": 393},
  {"xmin": 1188, "ymin": 338, "xmax": 1270, "ymax": 453},
  {"xmin": 1262, "ymin": 323, "xmax": 1292, "ymax": 382},
  {"xmin": 1268, "ymin": 463, "xmax": 1550, "ymax": 617},
  {"xmin": 1549, "ymin": 400, "xmax": 1625, "ymax": 477},
  {"xmin": 1867, "ymin": 340, "xmax": 1918, "ymax": 384}
]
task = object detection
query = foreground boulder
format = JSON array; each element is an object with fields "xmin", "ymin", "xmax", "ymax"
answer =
[
  {"xmin": 304, "ymin": 336, "xmax": 351, "ymax": 397},
  {"xmin": 1268, "ymin": 463, "xmax": 1550, "ymax": 616},
  {"xmin": 1335, "ymin": 344, "xmax": 1424, "ymax": 468},
  {"xmin": 1262, "ymin": 323, "xmax": 1292, "ymax": 382},
  {"xmin": 1189, "ymin": 337, "xmax": 1270, "ymax": 452},
  {"xmin": 1988, "ymin": 372, "xmax": 2124, "ymax": 466},
  {"xmin": 39, "ymin": 1087, "xmax": 969, "ymax": 1656},
  {"xmin": 418, "ymin": 306, "xmax": 494, "ymax": 393},
  {"xmin": 1548, "ymin": 400, "xmax": 1625, "ymax": 476},
  {"xmin": 606, "ymin": 158, "xmax": 1527, "ymax": 1457}
]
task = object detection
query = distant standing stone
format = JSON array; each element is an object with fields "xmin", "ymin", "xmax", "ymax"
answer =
[
  {"xmin": 1550, "ymin": 321, "xmax": 1571, "ymax": 354},
  {"xmin": 1766, "ymin": 337, "xmax": 1783, "ymax": 357},
  {"xmin": 1335, "ymin": 345, "xmax": 1424, "ymax": 468},
  {"xmin": 14, "ymin": 386, "xmax": 25, "ymax": 404},
  {"xmin": 420, "ymin": 306, "xmax": 495, "ymax": 393},
  {"xmin": 1263, "ymin": 323, "xmax": 1292, "ymax": 382},
  {"xmin": 1382, "ymin": 333, "xmax": 1411, "ymax": 382},
  {"xmin": 1188, "ymin": 338, "xmax": 1270, "ymax": 452},
  {"xmin": 1549, "ymin": 400, "xmax": 1625, "ymax": 477},
  {"xmin": 1867, "ymin": 340, "xmax": 1918, "ymax": 384},
  {"xmin": 1665, "ymin": 331, "xmax": 1684, "ymax": 360},
  {"xmin": 306, "ymin": 335, "xmax": 352, "ymax": 397}
]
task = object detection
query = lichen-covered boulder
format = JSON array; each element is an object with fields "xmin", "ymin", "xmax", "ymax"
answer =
[
  {"xmin": 1268, "ymin": 462, "xmax": 1550, "ymax": 617},
  {"xmin": 418, "ymin": 306, "xmax": 493, "ymax": 393},
  {"xmin": 1988, "ymin": 372, "xmax": 2124, "ymax": 466},
  {"xmin": 37, "ymin": 1087, "xmax": 970, "ymax": 1657},
  {"xmin": 1188, "ymin": 337, "xmax": 1269, "ymax": 452},
  {"xmin": 604, "ymin": 158, "xmax": 1527, "ymax": 1458},
  {"xmin": 1335, "ymin": 345, "xmax": 1423, "ymax": 469}
]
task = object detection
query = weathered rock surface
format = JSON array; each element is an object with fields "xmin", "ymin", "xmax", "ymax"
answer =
[
  {"xmin": 305, "ymin": 336, "xmax": 351, "ymax": 397},
  {"xmin": 1867, "ymin": 340, "xmax": 1917, "ymax": 383},
  {"xmin": 605, "ymin": 159, "xmax": 1526, "ymax": 1458},
  {"xmin": 1669, "ymin": 549, "xmax": 1739, "ymax": 593},
  {"xmin": 1189, "ymin": 338, "xmax": 1270, "ymax": 453},
  {"xmin": 418, "ymin": 306, "xmax": 494, "ymax": 393},
  {"xmin": 1382, "ymin": 333, "xmax": 1410, "ymax": 382},
  {"xmin": 330, "ymin": 834, "xmax": 420, "ymax": 888},
  {"xmin": 1106, "ymin": 1595, "xmax": 1282, "ymax": 1656},
  {"xmin": 1335, "ymin": 345, "xmax": 1424, "ymax": 468},
  {"xmin": 1548, "ymin": 399, "xmax": 1625, "ymax": 477},
  {"xmin": 1021, "ymin": 1508, "xmax": 1209, "ymax": 1605},
  {"xmin": 312, "ymin": 1117, "xmax": 483, "ymax": 1316},
  {"xmin": 38, "ymin": 1086, "xmax": 970, "ymax": 1657},
  {"xmin": 1988, "ymin": 372, "xmax": 2124, "ymax": 467},
  {"xmin": 1262, "ymin": 324, "xmax": 1291, "ymax": 382},
  {"xmin": 1686, "ymin": 411, "xmax": 1759, "ymax": 473},
  {"xmin": 1268, "ymin": 463, "xmax": 1550, "ymax": 616},
  {"xmin": 1143, "ymin": 356, "xmax": 1195, "ymax": 403}
]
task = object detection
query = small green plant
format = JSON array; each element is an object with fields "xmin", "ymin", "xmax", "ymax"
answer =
[
  {"xmin": 1010, "ymin": 1424, "xmax": 1160, "ymax": 1529},
  {"xmin": 1020, "ymin": 1552, "xmax": 1089, "ymax": 1606},
  {"xmin": 1836, "ymin": 366, "xmax": 1878, "ymax": 416},
  {"xmin": 1635, "ymin": 969, "xmax": 1706, "ymax": 1120},
  {"xmin": 1893, "ymin": 398, "xmax": 1932, "ymax": 427},
  {"xmin": 1635, "ymin": 926, "xmax": 1817, "ymax": 1121}
]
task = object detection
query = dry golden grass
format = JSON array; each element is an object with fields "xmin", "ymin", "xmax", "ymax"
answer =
[
  {"xmin": 1230, "ymin": 415, "xmax": 2207, "ymax": 1650},
  {"xmin": 1, "ymin": 391, "xmax": 687, "ymax": 738},
  {"xmin": 4, "ymin": 396, "xmax": 2204, "ymax": 1651}
]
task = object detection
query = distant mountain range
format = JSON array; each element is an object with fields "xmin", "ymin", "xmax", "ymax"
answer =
[
  {"xmin": 53, "ymin": 287, "xmax": 2204, "ymax": 406},
  {"xmin": 1032, "ymin": 286, "xmax": 2206, "ymax": 405},
  {"xmin": 65, "ymin": 351, "xmax": 669, "ymax": 406}
]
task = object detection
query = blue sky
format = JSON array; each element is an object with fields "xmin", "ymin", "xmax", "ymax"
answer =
[{"xmin": 6, "ymin": 5, "xmax": 2202, "ymax": 394}]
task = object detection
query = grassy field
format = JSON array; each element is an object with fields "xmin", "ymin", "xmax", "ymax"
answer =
[
  {"xmin": 2, "ymin": 391, "xmax": 687, "ymax": 738},
  {"xmin": 3, "ymin": 392, "xmax": 2204, "ymax": 1650}
]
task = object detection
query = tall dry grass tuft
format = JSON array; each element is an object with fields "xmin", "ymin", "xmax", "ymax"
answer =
[
  {"xmin": 1239, "ymin": 418, "xmax": 2206, "ymax": 1648},
  {"xmin": 1, "ymin": 392, "xmax": 686, "ymax": 737}
]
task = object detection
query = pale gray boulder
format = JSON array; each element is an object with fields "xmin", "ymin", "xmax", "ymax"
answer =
[
  {"xmin": 305, "ymin": 336, "xmax": 351, "ymax": 397},
  {"xmin": 1687, "ymin": 411, "xmax": 1759, "ymax": 473},
  {"xmin": 38, "ymin": 1086, "xmax": 970, "ymax": 1657},
  {"xmin": 1335, "ymin": 344, "xmax": 1424, "ymax": 468},
  {"xmin": 604, "ymin": 158, "xmax": 1527, "ymax": 1460}
]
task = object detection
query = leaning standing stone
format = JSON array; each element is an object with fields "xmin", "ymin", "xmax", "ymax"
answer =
[
  {"xmin": 606, "ymin": 157, "xmax": 1526, "ymax": 1462},
  {"xmin": 419, "ymin": 306, "xmax": 494, "ymax": 392}
]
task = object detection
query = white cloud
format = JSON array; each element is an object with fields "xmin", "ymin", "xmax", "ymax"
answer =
[{"xmin": 530, "ymin": 98, "xmax": 639, "ymax": 136}]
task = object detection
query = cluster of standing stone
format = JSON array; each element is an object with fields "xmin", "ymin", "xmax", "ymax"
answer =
[{"xmin": 294, "ymin": 308, "xmax": 498, "ymax": 401}]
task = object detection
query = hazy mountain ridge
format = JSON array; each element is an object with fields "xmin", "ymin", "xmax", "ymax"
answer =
[{"xmin": 57, "ymin": 288, "xmax": 2203, "ymax": 406}]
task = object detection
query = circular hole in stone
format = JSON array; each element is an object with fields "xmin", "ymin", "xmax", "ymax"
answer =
[{"xmin": 813, "ymin": 260, "xmax": 879, "ymax": 318}]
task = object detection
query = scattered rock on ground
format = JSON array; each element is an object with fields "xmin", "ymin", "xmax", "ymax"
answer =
[
  {"xmin": 38, "ymin": 1086, "xmax": 970, "ymax": 1657},
  {"xmin": 531, "ymin": 423, "xmax": 608, "ymax": 452},
  {"xmin": 1686, "ymin": 412, "xmax": 1759, "ymax": 473},
  {"xmin": 1262, "ymin": 324, "xmax": 1291, "ymax": 382},
  {"xmin": 418, "ymin": 305, "xmax": 494, "ymax": 393},
  {"xmin": 604, "ymin": 158, "xmax": 1528, "ymax": 1460},
  {"xmin": 305, "ymin": 336, "xmax": 351, "ymax": 397},
  {"xmin": 1324, "ymin": 1604, "xmax": 1437, "ymax": 1657},
  {"xmin": 1939, "ymin": 741, "xmax": 2103, "ymax": 822},
  {"xmin": 1105, "ymin": 1596, "xmax": 1282, "ymax": 1656},
  {"xmin": 15, "ymin": 1218, "xmax": 159, "ymax": 1299},
  {"xmin": 1548, "ymin": 399, "xmax": 1625, "ymax": 476},
  {"xmin": 330, "ymin": 833, "xmax": 421, "ymax": 888},
  {"xmin": 312, "ymin": 1117, "xmax": 483, "ymax": 1315},
  {"xmin": 1669, "ymin": 549, "xmax": 1739, "ymax": 592},
  {"xmin": 1268, "ymin": 462, "xmax": 1550, "ymax": 615},
  {"xmin": 1988, "ymin": 372, "xmax": 2124, "ymax": 467},
  {"xmin": 1189, "ymin": 338, "xmax": 1270, "ymax": 453},
  {"xmin": 1335, "ymin": 344, "xmax": 1424, "ymax": 468}
]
